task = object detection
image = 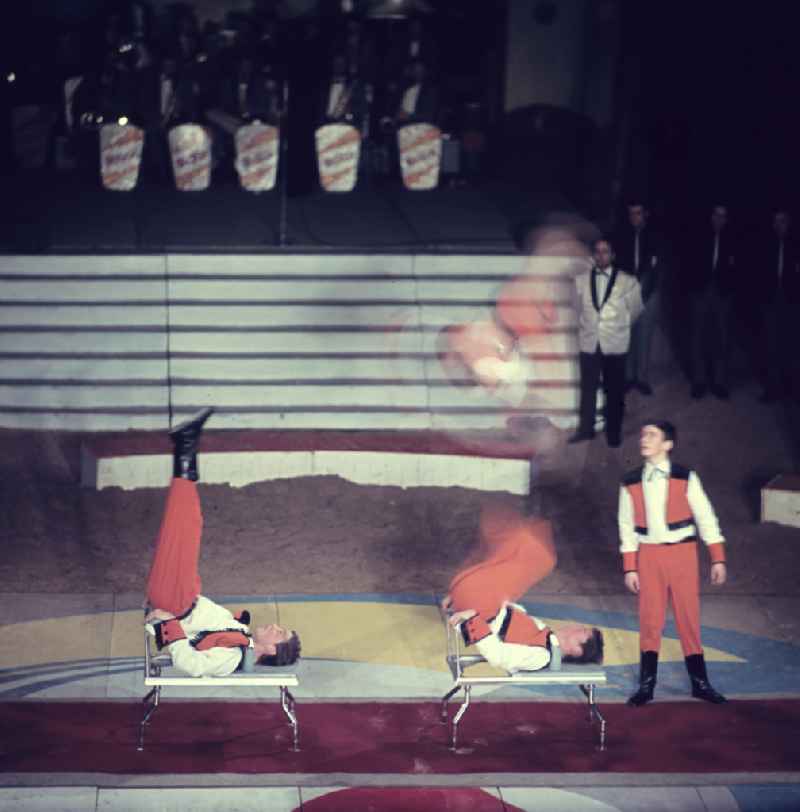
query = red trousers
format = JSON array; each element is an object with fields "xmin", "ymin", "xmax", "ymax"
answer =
[
  {"xmin": 448, "ymin": 506, "xmax": 556, "ymax": 620},
  {"xmin": 145, "ymin": 478, "xmax": 203, "ymax": 617},
  {"xmin": 638, "ymin": 541, "xmax": 702, "ymax": 656}
]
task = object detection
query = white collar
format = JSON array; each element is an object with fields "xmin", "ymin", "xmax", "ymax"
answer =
[{"xmin": 645, "ymin": 460, "xmax": 671, "ymax": 478}]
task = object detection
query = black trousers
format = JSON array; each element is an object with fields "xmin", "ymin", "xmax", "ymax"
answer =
[
  {"xmin": 690, "ymin": 288, "xmax": 733, "ymax": 388},
  {"xmin": 578, "ymin": 348, "xmax": 627, "ymax": 441}
]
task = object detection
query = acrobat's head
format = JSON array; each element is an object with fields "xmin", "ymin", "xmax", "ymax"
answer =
[
  {"xmin": 557, "ymin": 625, "xmax": 604, "ymax": 665},
  {"xmin": 253, "ymin": 623, "xmax": 302, "ymax": 666},
  {"xmin": 640, "ymin": 420, "xmax": 676, "ymax": 461}
]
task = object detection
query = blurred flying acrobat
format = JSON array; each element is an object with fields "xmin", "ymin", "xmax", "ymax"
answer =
[
  {"xmin": 441, "ymin": 504, "xmax": 603, "ymax": 673},
  {"xmin": 437, "ymin": 272, "xmax": 561, "ymax": 448},
  {"xmin": 437, "ymin": 218, "xmax": 593, "ymax": 449}
]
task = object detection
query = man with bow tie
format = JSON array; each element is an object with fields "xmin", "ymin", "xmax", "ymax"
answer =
[
  {"xmin": 618, "ymin": 421, "xmax": 727, "ymax": 707},
  {"xmin": 569, "ymin": 237, "xmax": 643, "ymax": 448}
]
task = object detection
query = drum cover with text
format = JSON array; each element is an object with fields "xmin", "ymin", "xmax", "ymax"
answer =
[
  {"xmin": 397, "ymin": 122, "xmax": 442, "ymax": 190},
  {"xmin": 168, "ymin": 124, "xmax": 212, "ymax": 191},
  {"xmin": 315, "ymin": 123, "xmax": 361, "ymax": 192},
  {"xmin": 99, "ymin": 123, "xmax": 144, "ymax": 191},
  {"xmin": 235, "ymin": 122, "xmax": 279, "ymax": 192}
]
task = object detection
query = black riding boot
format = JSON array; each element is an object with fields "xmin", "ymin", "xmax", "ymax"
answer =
[
  {"xmin": 627, "ymin": 650, "xmax": 658, "ymax": 706},
  {"xmin": 170, "ymin": 407, "xmax": 214, "ymax": 481},
  {"xmin": 686, "ymin": 653, "xmax": 727, "ymax": 703}
]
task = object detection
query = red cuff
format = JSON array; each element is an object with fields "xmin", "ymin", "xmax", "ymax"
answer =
[
  {"xmin": 707, "ymin": 542, "xmax": 726, "ymax": 564},
  {"xmin": 622, "ymin": 551, "xmax": 638, "ymax": 572},
  {"xmin": 154, "ymin": 618, "xmax": 187, "ymax": 649}
]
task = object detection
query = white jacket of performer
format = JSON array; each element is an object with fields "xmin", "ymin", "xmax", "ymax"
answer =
[
  {"xmin": 573, "ymin": 265, "xmax": 644, "ymax": 354},
  {"xmin": 146, "ymin": 595, "xmax": 251, "ymax": 677},
  {"xmin": 470, "ymin": 601, "xmax": 556, "ymax": 673}
]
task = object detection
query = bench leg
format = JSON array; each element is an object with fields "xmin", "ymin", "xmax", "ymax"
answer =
[
  {"xmin": 449, "ymin": 684, "xmax": 472, "ymax": 751},
  {"xmin": 280, "ymin": 686, "xmax": 300, "ymax": 752},
  {"xmin": 137, "ymin": 686, "xmax": 161, "ymax": 752},
  {"xmin": 440, "ymin": 684, "xmax": 461, "ymax": 723},
  {"xmin": 579, "ymin": 683, "xmax": 606, "ymax": 751}
]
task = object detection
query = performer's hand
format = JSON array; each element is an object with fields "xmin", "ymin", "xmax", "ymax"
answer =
[
  {"xmin": 448, "ymin": 609, "xmax": 477, "ymax": 627},
  {"xmin": 710, "ymin": 562, "xmax": 727, "ymax": 586},
  {"xmin": 440, "ymin": 594, "xmax": 453, "ymax": 612},
  {"xmin": 145, "ymin": 608, "xmax": 176, "ymax": 623},
  {"xmin": 624, "ymin": 571, "xmax": 640, "ymax": 594}
]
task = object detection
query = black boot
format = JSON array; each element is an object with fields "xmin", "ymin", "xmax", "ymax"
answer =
[
  {"xmin": 686, "ymin": 653, "xmax": 727, "ymax": 703},
  {"xmin": 627, "ymin": 650, "xmax": 658, "ymax": 706},
  {"xmin": 170, "ymin": 407, "xmax": 214, "ymax": 481}
]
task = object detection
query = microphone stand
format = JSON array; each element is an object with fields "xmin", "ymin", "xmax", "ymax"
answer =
[{"xmin": 277, "ymin": 78, "xmax": 290, "ymax": 247}]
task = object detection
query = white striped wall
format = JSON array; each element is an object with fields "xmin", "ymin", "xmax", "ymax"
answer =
[{"xmin": 0, "ymin": 254, "xmax": 581, "ymax": 431}]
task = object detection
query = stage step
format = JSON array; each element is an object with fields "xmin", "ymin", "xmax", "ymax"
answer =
[{"xmin": 0, "ymin": 253, "xmax": 580, "ymax": 432}]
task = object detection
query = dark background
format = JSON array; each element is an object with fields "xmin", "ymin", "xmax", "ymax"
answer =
[{"xmin": 1, "ymin": 1, "xmax": 799, "ymax": 248}]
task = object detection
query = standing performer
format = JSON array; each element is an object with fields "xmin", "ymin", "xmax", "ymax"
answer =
[
  {"xmin": 145, "ymin": 407, "xmax": 301, "ymax": 677},
  {"xmin": 442, "ymin": 504, "xmax": 603, "ymax": 673},
  {"xmin": 569, "ymin": 237, "xmax": 643, "ymax": 448},
  {"xmin": 619, "ymin": 420, "xmax": 727, "ymax": 705}
]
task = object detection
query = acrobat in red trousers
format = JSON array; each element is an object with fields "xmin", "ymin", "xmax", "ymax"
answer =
[
  {"xmin": 448, "ymin": 505, "xmax": 556, "ymax": 628},
  {"xmin": 145, "ymin": 478, "xmax": 203, "ymax": 617}
]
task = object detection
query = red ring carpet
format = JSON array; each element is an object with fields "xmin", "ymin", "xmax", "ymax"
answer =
[{"xmin": 2, "ymin": 700, "xmax": 799, "ymax": 774}]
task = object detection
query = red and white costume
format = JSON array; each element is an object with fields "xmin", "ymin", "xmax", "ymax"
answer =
[
  {"xmin": 618, "ymin": 460, "xmax": 726, "ymax": 655},
  {"xmin": 145, "ymin": 478, "xmax": 252, "ymax": 677},
  {"xmin": 448, "ymin": 508, "xmax": 559, "ymax": 673}
]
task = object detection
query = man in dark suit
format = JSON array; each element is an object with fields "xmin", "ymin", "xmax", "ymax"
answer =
[
  {"xmin": 755, "ymin": 210, "xmax": 800, "ymax": 402},
  {"xmin": 138, "ymin": 51, "xmax": 201, "ymax": 183},
  {"xmin": 686, "ymin": 204, "xmax": 738, "ymax": 400},
  {"xmin": 615, "ymin": 201, "xmax": 665, "ymax": 396},
  {"xmin": 386, "ymin": 59, "xmax": 439, "ymax": 127},
  {"xmin": 386, "ymin": 16, "xmax": 439, "ymax": 83},
  {"xmin": 318, "ymin": 54, "xmax": 370, "ymax": 129}
]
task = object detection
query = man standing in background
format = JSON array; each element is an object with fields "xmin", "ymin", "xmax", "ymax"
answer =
[
  {"xmin": 569, "ymin": 237, "xmax": 643, "ymax": 448},
  {"xmin": 615, "ymin": 201, "xmax": 664, "ymax": 396},
  {"xmin": 687, "ymin": 204, "xmax": 738, "ymax": 400},
  {"xmin": 755, "ymin": 209, "xmax": 800, "ymax": 403}
]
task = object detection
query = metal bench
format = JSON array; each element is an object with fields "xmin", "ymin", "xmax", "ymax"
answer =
[
  {"xmin": 440, "ymin": 612, "xmax": 607, "ymax": 751},
  {"xmin": 139, "ymin": 631, "xmax": 300, "ymax": 752}
]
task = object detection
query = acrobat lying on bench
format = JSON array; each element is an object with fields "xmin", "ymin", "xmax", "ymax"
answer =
[
  {"xmin": 440, "ymin": 504, "xmax": 607, "ymax": 750},
  {"xmin": 141, "ymin": 630, "xmax": 299, "ymax": 752},
  {"xmin": 139, "ymin": 408, "xmax": 301, "ymax": 752}
]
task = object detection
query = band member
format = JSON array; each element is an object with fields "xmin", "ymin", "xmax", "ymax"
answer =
[
  {"xmin": 619, "ymin": 420, "xmax": 727, "ymax": 705},
  {"xmin": 382, "ymin": 59, "xmax": 438, "ymax": 130},
  {"xmin": 318, "ymin": 54, "xmax": 369, "ymax": 128},
  {"xmin": 145, "ymin": 408, "xmax": 301, "ymax": 677}
]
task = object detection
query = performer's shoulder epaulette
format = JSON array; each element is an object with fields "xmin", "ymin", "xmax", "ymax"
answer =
[
  {"xmin": 621, "ymin": 465, "xmax": 644, "ymax": 486},
  {"xmin": 670, "ymin": 463, "xmax": 691, "ymax": 480}
]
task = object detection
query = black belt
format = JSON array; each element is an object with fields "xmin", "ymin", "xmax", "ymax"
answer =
[{"xmin": 143, "ymin": 599, "xmax": 197, "ymax": 622}]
